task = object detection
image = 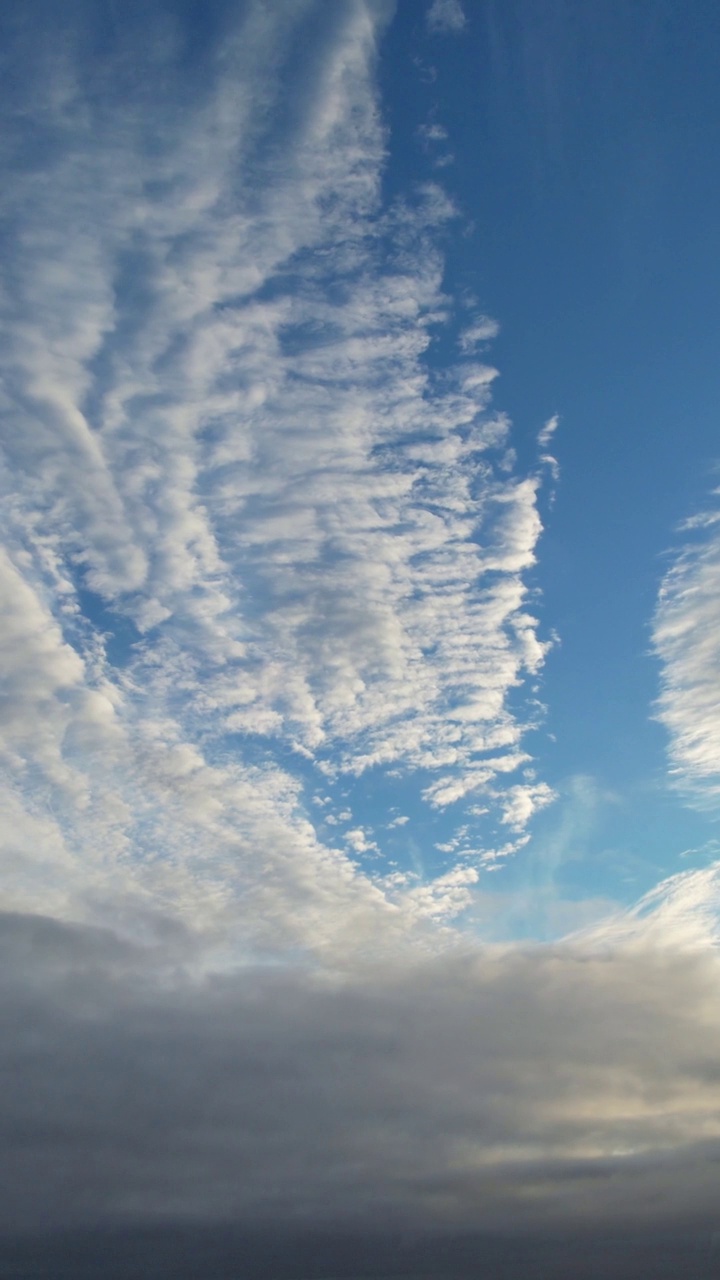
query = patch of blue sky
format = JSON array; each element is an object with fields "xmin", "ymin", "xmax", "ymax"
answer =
[
  {"xmin": 310, "ymin": 765, "xmax": 475, "ymax": 872},
  {"xmin": 419, "ymin": 6, "xmax": 720, "ymax": 858},
  {"xmin": 74, "ymin": 587, "xmax": 142, "ymax": 668},
  {"xmin": 379, "ymin": 1, "xmax": 720, "ymax": 929}
]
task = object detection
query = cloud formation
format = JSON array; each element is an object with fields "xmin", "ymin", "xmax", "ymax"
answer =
[
  {"xmin": 653, "ymin": 491, "xmax": 720, "ymax": 805},
  {"xmin": 0, "ymin": 0, "xmax": 552, "ymax": 944},
  {"xmin": 2, "ymin": 7, "xmax": 720, "ymax": 1277},
  {"xmin": 2, "ymin": 908, "xmax": 720, "ymax": 1253}
]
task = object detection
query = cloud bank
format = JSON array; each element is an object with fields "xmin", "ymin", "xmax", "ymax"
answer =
[{"xmin": 2, "ymin": 908, "xmax": 720, "ymax": 1276}]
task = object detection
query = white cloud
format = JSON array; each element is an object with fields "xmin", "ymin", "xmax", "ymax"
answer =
[
  {"xmin": 403, "ymin": 863, "xmax": 479, "ymax": 920},
  {"xmin": 478, "ymin": 835, "xmax": 530, "ymax": 867},
  {"xmin": 426, "ymin": 0, "xmax": 467, "ymax": 34},
  {"xmin": 538, "ymin": 414, "xmax": 559, "ymax": 446},
  {"xmin": 0, "ymin": 0, "xmax": 554, "ymax": 951},
  {"xmin": 572, "ymin": 862, "xmax": 720, "ymax": 951},
  {"xmin": 653, "ymin": 490, "xmax": 720, "ymax": 804},
  {"xmin": 498, "ymin": 781, "xmax": 556, "ymax": 830},
  {"xmin": 459, "ymin": 315, "xmax": 500, "ymax": 351},
  {"xmin": 345, "ymin": 827, "xmax": 378, "ymax": 855}
]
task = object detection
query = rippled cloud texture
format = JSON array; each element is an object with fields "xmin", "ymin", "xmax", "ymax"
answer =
[
  {"xmin": 2, "ymin": 2, "xmax": 720, "ymax": 1276},
  {"xmin": 1, "ymin": 0, "xmax": 553, "ymax": 944}
]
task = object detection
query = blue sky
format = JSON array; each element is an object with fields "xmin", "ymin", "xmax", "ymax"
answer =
[
  {"xmin": 3, "ymin": 0, "xmax": 720, "ymax": 1266},
  {"xmin": 381, "ymin": 0, "xmax": 720, "ymax": 933}
]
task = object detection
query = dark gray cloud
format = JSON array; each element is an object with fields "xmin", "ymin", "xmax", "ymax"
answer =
[
  {"xmin": 2, "ymin": 909, "xmax": 720, "ymax": 1277},
  {"xmin": 3, "ymin": 1222, "xmax": 720, "ymax": 1280}
]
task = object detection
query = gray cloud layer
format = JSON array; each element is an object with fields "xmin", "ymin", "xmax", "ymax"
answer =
[{"xmin": 3, "ymin": 910, "xmax": 720, "ymax": 1251}]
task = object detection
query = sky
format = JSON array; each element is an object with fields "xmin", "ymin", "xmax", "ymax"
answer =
[{"xmin": 2, "ymin": 0, "xmax": 720, "ymax": 1275}]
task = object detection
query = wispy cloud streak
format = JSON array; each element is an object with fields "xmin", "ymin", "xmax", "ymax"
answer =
[{"xmin": 653, "ymin": 491, "xmax": 720, "ymax": 805}]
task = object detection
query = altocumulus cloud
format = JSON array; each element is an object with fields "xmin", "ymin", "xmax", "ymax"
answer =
[
  {"xmin": 2, "ymin": 3, "xmax": 720, "ymax": 1278},
  {"xmin": 0, "ymin": 0, "xmax": 552, "ymax": 942}
]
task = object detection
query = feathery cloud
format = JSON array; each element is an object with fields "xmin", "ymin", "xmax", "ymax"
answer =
[
  {"xmin": 653, "ymin": 491, "xmax": 720, "ymax": 804},
  {"xmin": 2, "ymin": 907, "xmax": 720, "ymax": 1243}
]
